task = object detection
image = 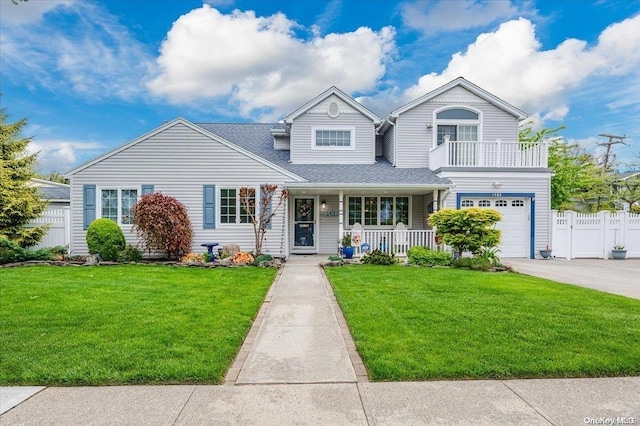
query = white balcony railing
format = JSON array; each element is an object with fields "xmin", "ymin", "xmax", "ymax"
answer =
[
  {"xmin": 430, "ymin": 140, "xmax": 548, "ymax": 169},
  {"xmin": 341, "ymin": 229, "xmax": 436, "ymax": 257}
]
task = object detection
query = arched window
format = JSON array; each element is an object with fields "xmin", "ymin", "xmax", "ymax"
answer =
[
  {"xmin": 461, "ymin": 200, "xmax": 474, "ymax": 207},
  {"xmin": 495, "ymin": 199, "xmax": 508, "ymax": 207},
  {"xmin": 435, "ymin": 108, "xmax": 480, "ymax": 146},
  {"xmin": 478, "ymin": 200, "xmax": 491, "ymax": 207},
  {"xmin": 512, "ymin": 200, "xmax": 525, "ymax": 207}
]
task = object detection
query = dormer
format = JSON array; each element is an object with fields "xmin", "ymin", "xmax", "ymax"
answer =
[
  {"xmin": 283, "ymin": 87, "xmax": 382, "ymax": 164},
  {"xmin": 270, "ymin": 124, "xmax": 290, "ymax": 150}
]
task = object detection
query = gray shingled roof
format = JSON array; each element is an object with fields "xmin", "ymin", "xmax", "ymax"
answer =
[
  {"xmin": 39, "ymin": 186, "xmax": 70, "ymax": 201},
  {"xmin": 195, "ymin": 123, "xmax": 451, "ymax": 186}
]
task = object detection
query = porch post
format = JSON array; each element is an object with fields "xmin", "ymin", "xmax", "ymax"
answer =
[
  {"xmin": 432, "ymin": 190, "xmax": 439, "ymax": 212},
  {"xmin": 338, "ymin": 190, "xmax": 344, "ymax": 243}
]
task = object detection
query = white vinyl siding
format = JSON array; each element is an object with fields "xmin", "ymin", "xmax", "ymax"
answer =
[
  {"xmin": 290, "ymin": 109, "xmax": 375, "ymax": 164},
  {"xmin": 318, "ymin": 195, "xmax": 339, "ymax": 254},
  {"xmin": 382, "ymin": 124, "xmax": 395, "ymax": 164},
  {"xmin": 70, "ymin": 123, "xmax": 291, "ymax": 256},
  {"xmin": 375, "ymin": 135, "xmax": 383, "ymax": 157},
  {"xmin": 393, "ymin": 86, "xmax": 519, "ymax": 168}
]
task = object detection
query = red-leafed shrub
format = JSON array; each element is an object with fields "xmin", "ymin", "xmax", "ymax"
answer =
[{"xmin": 132, "ymin": 193, "xmax": 192, "ymax": 259}]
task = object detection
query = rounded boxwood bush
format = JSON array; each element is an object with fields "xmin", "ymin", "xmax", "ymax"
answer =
[
  {"xmin": 86, "ymin": 218, "xmax": 125, "ymax": 261},
  {"xmin": 407, "ymin": 246, "xmax": 452, "ymax": 266}
]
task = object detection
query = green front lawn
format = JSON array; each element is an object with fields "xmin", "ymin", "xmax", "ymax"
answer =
[
  {"xmin": 325, "ymin": 265, "xmax": 640, "ymax": 381},
  {"xmin": 0, "ymin": 265, "xmax": 276, "ymax": 386}
]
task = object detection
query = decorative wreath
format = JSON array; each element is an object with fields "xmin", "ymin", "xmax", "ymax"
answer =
[
  {"xmin": 353, "ymin": 233, "xmax": 362, "ymax": 245},
  {"xmin": 298, "ymin": 203, "xmax": 311, "ymax": 217}
]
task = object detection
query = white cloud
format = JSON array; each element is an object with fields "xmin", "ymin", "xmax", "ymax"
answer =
[
  {"xmin": 402, "ymin": 16, "xmax": 640, "ymax": 121},
  {"xmin": 26, "ymin": 139, "xmax": 104, "ymax": 173},
  {"xmin": 0, "ymin": 2, "xmax": 152, "ymax": 101},
  {"xmin": 400, "ymin": 0, "xmax": 530, "ymax": 35},
  {"xmin": 148, "ymin": 5, "xmax": 395, "ymax": 120},
  {"xmin": 0, "ymin": 0, "xmax": 74, "ymax": 25},
  {"xmin": 542, "ymin": 105, "xmax": 569, "ymax": 122},
  {"xmin": 314, "ymin": 0, "xmax": 343, "ymax": 33}
]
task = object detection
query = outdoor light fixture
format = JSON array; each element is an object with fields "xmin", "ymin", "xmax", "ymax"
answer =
[
  {"xmin": 492, "ymin": 181, "xmax": 503, "ymax": 188},
  {"xmin": 321, "ymin": 200, "xmax": 326, "ymax": 209},
  {"xmin": 426, "ymin": 123, "xmax": 433, "ymax": 129}
]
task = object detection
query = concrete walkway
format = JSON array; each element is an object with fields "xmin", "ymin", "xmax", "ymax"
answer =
[
  {"xmin": 231, "ymin": 255, "xmax": 359, "ymax": 384},
  {"xmin": 2, "ymin": 256, "xmax": 640, "ymax": 424}
]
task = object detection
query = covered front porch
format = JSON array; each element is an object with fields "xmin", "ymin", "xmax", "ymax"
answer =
[{"xmin": 285, "ymin": 184, "xmax": 450, "ymax": 257}]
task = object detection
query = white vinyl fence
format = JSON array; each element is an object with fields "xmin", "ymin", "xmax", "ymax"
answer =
[
  {"xmin": 26, "ymin": 207, "xmax": 71, "ymax": 250},
  {"xmin": 551, "ymin": 210, "xmax": 640, "ymax": 259}
]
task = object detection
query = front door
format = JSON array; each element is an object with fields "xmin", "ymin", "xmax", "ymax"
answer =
[{"xmin": 292, "ymin": 197, "xmax": 317, "ymax": 252}]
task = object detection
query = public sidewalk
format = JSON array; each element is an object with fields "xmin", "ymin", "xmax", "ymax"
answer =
[{"xmin": 2, "ymin": 256, "xmax": 639, "ymax": 425}]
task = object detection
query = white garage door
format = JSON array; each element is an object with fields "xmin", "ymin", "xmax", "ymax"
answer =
[{"xmin": 461, "ymin": 197, "xmax": 529, "ymax": 258}]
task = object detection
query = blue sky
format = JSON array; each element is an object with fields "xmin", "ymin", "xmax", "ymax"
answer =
[{"xmin": 1, "ymin": 0, "xmax": 639, "ymax": 173}]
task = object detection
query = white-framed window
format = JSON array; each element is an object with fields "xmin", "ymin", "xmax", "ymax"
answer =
[
  {"xmin": 512, "ymin": 200, "xmax": 525, "ymax": 207},
  {"xmin": 347, "ymin": 196, "xmax": 410, "ymax": 227},
  {"xmin": 478, "ymin": 200, "xmax": 491, "ymax": 207},
  {"xmin": 434, "ymin": 107, "xmax": 481, "ymax": 147},
  {"xmin": 220, "ymin": 187, "xmax": 255, "ymax": 225},
  {"xmin": 495, "ymin": 199, "xmax": 508, "ymax": 207},
  {"xmin": 312, "ymin": 127, "xmax": 355, "ymax": 150},
  {"xmin": 99, "ymin": 187, "xmax": 138, "ymax": 225},
  {"xmin": 461, "ymin": 200, "xmax": 474, "ymax": 207}
]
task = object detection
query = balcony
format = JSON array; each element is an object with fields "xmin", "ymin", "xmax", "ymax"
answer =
[{"xmin": 430, "ymin": 140, "xmax": 548, "ymax": 169}]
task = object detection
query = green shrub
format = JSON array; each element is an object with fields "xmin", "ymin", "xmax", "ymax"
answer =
[
  {"xmin": 452, "ymin": 256, "xmax": 491, "ymax": 271},
  {"xmin": 428, "ymin": 208, "xmax": 502, "ymax": 257},
  {"xmin": 118, "ymin": 245, "xmax": 143, "ymax": 262},
  {"xmin": 327, "ymin": 255, "xmax": 343, "ymax": 262},
  {"xmin": 361, "ymin": 249, "xmax": 396, "ymax": 265},
  {"xmin": 253, "ymin": 254, "xmax": 274, "ymax": 265},
  {"xmin": 86, "ymin": 218, "xmax": 126, "ymax": 261},
  {"xmin": 0, "ymin": 237, "xmax": 55, "ymax": 264},
  {"xmin": 0, "ymin": 237, "xmax": 27, "ymax": 263},
  {"xmin": 407, "ymin": 246, "xmax": 452, "ymax": 266},
  {"xmin": 49, "ymin": 246, "xmax": 68, "ymax": 257},
  {"xmin": 476, "ymin": 246, "xmax": 501, "ymax": 267}
]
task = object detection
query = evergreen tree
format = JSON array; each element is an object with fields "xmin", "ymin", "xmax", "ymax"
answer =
[{"xmin": 0, "ymin": 108, "xmax": 48, "ymax": 247}]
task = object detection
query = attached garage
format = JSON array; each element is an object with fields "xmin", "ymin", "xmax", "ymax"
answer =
[{"xmin": 458, "ymin": 195, "xmax": 532, "ymax": 258}]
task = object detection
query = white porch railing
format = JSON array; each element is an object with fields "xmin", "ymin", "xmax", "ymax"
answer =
[
  {"xmin": 430, "ymin": 140, "xmax": 548, "ymax": 169},
  {"xmin": 342, "ymin": 229, "xmax": 436, "ymax": 257}
]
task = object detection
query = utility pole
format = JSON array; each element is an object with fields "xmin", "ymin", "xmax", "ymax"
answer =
[
  {"xmin": 597, "ymin": 133, "xmax": 627, "ymax": 173},
  {"xmin": 595, "ymin": 133, "xmax": 627, "ymax": 211}
]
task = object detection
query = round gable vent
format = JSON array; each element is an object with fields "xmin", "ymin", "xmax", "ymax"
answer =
[{"xmin": 328, "ymin": 101, "xmax": 340, "ymax": 118}]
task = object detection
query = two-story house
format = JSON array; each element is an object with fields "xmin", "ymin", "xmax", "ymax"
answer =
[{"xmin": 67, "ymin": 77, "xmax": 551, "ymax": 258}]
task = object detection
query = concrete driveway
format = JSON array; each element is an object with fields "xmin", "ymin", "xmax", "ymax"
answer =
[{"xmin": 506, "ymin": 258, "xmax": 640, "ymax": 299}]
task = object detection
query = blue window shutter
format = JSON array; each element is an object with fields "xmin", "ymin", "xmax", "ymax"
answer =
[
  {"xmin": 203, "ymin": 185, "xmax": 216, "ymax": 229},
  {"xmin": 141, "ymin": 185, "xmax": 154, "ymax": 195},
  {"xmin": 83, "ymin": 185, "xmax": 96, "ymax": 230}
]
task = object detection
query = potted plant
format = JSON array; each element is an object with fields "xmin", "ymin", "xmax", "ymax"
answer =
[
  {"xmin": 341, "ymin": 233, "xmax": 354, "ymax": 259},
  {"xmin": 612, "ymin": 245, "xmax": 627, "ymax": 260},
  {"xmin": 539, "ymin": 246, "xmax": 552, "ymax": 259}
]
